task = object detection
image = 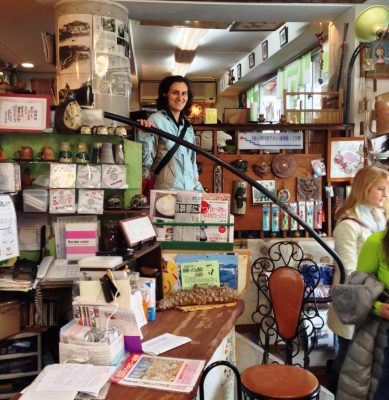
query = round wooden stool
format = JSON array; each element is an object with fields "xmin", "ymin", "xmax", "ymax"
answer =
[{"xmin": 241, "ymin": 364, "xmax": 320, "ymax": 399}]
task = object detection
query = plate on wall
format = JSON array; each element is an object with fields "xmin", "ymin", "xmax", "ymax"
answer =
[{"xmin": 271, "ymin": 154, "xmax": 297, "ymax": 178}]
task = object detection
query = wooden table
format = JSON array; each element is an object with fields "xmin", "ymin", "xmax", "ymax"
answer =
[
  {"xmin": 107, "ymin": 300, "xmax": 244, "ymax": 400},
  {"xmin": 11, "ymin": 300, "xmax": 244, "ymax": 400}
]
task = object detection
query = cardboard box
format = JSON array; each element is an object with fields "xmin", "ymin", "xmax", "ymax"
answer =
[{"xmin": 0, "ymin": 301, "xmax": 20, "ymax": 340}]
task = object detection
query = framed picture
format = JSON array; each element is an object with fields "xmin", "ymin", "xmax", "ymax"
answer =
[
  {"xmin": 120, "ymin": 216, "xmax": 156, "ymax": 247},
  {"xmin": 0, "ymin": 94, "xmax": 51, "ymax": 132},
  {"xmin": 279, "ymin": 26, "xmax": 288, "ymax": 48},
  {"xmin": 252, "ymin": 180, "xmax": 276, "ymax": 204},
  {"xmin": 248, "ymin": 52, "xmax": 255, "ymax": 68},
  {"xmin": 237, "ymin": 63, "xmax": 242, "ymax": 80},
  {"xmin": 360, "ymin": 38, "xmax": 389, "ymax": 78},
  {"xmin": 229, "ymin": 22, "xmax": 284, "ymax": 32},
  {"xmin": 261, "ymin": 40, "xmax": 268, "ymax": 61},
  {"xmin": 327, "ymin": 137, "xmax": 365, "ymax": 182}
]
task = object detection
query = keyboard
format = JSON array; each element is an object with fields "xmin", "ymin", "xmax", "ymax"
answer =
[{"xmin": 44, "ymin": 259, "xmax": 80, "ymax": 282}]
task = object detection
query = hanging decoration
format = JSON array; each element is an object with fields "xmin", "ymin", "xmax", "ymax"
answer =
[{"xmin": 315, "ymin": 27, "xmax": 324, "ymax": 85}]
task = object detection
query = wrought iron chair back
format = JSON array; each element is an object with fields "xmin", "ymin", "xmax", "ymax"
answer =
[{"xmin": 251, "ymin": 241, "xmax": 323, "ymax": 369}]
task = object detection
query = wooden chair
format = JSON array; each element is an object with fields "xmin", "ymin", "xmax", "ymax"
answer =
[{"xmin": 200, "ymin": 241, "xmax": 324, "ymax": 400}]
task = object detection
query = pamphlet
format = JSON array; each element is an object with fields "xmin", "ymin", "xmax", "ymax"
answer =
[{"xmin": 142, "ymin": 333, "xmax": 191, "ymax": 355}]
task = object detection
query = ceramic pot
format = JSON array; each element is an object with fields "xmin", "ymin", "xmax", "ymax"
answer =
[{"xmin": 14, "ymin": 146, "xmax": 33, "ymax": 160}]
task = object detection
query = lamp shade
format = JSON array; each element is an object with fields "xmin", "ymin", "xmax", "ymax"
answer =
[{"xmin": 354, "ymin": 5, "xmax": 389, "ymax": 42}]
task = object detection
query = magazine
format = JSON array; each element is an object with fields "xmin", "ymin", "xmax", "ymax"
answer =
[
  {"xmin": 111, "ymin": 353, "xmax": 205, "ymax": 393},
  {"xmin": 201, "ymin": 192, "xmax": 231, "ymax": 243}
]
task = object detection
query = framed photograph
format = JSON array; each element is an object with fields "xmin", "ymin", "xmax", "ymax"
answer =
[
  {"xmin": 237, "ymin": 63, "xmax": 242, "ymax": 80},
  {"xmin": 252, "ymin": 180, "xmax": 276, "ymax": 204},
  {"xmin": 261, "ymin": 40, "xmax": 268, "ymax": 61},
  {"xmin": 0, "ymin": 94, "xmax": 51, "ymax": 132},
  {"xmin": 360, "ymin": 38, "xmax": 389, "ymax": 78},
  {"xmin": 327, "ymin": 137, "xmax": 365, "ymax": 182},
  {"xmin": 249, "ymin": 52, "xmax": 255, "ymax": 68},
  {"xmin": 279, "ymin": 26, "xmax": 288, "ymax": 48}
]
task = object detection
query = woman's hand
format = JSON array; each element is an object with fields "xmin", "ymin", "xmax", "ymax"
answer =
[
  {"xmin": 137, "ymin": 119, "xmax": 155, "ymax": 129},
  {"xmin": 380, "ymin": 303, "xmax": 389, "ymax": 320}
]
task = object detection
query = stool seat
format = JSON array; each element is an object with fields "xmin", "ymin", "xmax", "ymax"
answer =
[{"xmin": 241, "ymin": 364, "xmax": 319, "ymax": 399}]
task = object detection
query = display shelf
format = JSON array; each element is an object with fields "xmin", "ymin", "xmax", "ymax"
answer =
[
  {"xmin": 193, "ymin": 123, "xmax": 353, "ymax": 237},
  {"xmin": 0, "ymin": 332, "xmax": 41, "ymax": 399}
]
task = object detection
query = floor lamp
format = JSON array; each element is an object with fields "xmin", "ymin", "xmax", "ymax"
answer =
[{"xmin": 343, "ymin": 5, "xmax": 389, "ymax": 131}]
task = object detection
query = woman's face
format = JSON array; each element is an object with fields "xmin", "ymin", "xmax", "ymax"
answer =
[
  {"xmin": 367, "ymin": 177, "xmax": 389, "ymax": 208},
  {"xmin": 376, "ymin": 47, "xmax": 384, "ymax": 57},
  {"xmin": 165, "ymin": 82, "xmax": 188, "ymax": 114}
]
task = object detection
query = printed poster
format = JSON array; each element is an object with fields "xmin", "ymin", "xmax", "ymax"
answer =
[{"xmin": 0, "ymin": 195, "xmax": 19, "ymax": 261}]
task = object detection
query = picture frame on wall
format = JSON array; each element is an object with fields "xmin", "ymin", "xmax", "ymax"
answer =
[
  {"xmin": 261, "ymin": 40, "xmax": 268, "ymax": 61},
  {"xmin": 327, "ymin": 137, "xmax": 365, "ymax": 182},
  {"xmin": 249, "ymin": 52, "xmax": 255, "ymax": 68},
  {"xmin": 252, "ymin": 180, "xmax": 276, "ymax": 204},
  {"xmin": 237, "ymin": 63, "xmax": 242, "ymax": 80},
  {"xmin": 0, "ymin": 93, "xmax": 51, "ymax": 132},
  {"xmin": 359, "ymin": 38, "xmax": 389, "ymax": 78},
  {"xmin": 279, "ymin": 26, "xmax": 288, "ymax": 47}
]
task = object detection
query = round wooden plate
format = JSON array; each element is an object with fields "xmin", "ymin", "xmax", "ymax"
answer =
[{"xmin": 271, "ymin": 154, "xmax": 297, "ymax": 178}]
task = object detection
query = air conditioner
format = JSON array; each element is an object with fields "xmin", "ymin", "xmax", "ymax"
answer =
[
  {"xmin": 139, "ymin": 81, "xmax": 159, "ymax": 105},
  {"xmin": 139, "ymin": 80, "xmax": 217, "ymax": 105},
  {"xmin": 192, "ymin": 81, "xmax": 216, "ymax": 103}
]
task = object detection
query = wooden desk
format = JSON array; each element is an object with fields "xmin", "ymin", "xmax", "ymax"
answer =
[
  {"xmin": 11, "ymin": 300, "xmax": 244, "ymax": 400},
  {"xmin": 107, "ymin": 300, "xmax": 244, "ymax": 400}
]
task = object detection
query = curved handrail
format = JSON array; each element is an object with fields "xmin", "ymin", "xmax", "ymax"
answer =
[{"xmin": 104, "ymin": 111, "xmax": 345, "ymax": 283}]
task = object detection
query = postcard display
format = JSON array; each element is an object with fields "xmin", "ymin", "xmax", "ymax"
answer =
[{"xmin": 53, "ymin": 0, "xmax": 131, "ymax": 116}]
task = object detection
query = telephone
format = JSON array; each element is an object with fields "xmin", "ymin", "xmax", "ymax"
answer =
[
  {"xmin": 32, "ymin": 256, "xmax": 54, "ymax": 289},
  {"xmin": 32, "ymin": 256, "xmax": 80, "ymax": 288}
]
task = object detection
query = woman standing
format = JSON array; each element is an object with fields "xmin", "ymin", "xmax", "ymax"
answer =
[
  {"xmin": 335, "ymin": 223, "xmax": 389, "ymax": 399},
  {"xmin": 137, "ymin": 75, "xmax": 203, "ymax": 192},
  {"xmin": 328, "ymin": 166, "xmax": 389, "ymax": 374}
]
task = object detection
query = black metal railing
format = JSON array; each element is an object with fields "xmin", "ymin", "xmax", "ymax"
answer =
[{"xmin": 104, "ymin": 111, "xmax": 345, "ymax": 283}]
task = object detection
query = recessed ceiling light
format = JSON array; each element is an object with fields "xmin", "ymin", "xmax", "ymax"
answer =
[{"xmin": 21, "ymin": 63, "xmax": 34, "ymax": 68}]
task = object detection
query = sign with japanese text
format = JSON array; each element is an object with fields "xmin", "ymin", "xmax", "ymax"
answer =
[
  {"xmin": 238, "ymin": 130, "xmax": 303, "ymax": 150},
  {"xmin": 181, "ymin": 260, "xmax": 220, "ymax": 290},
  {"xmin": 0, "ymin": 94, "xmax": 50, "ymax": 132}
]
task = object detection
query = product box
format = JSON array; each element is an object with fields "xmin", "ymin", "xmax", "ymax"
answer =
[
  {"xmin": 0, "ymin": 163, "xmax": 21, "ymax": 192},
  {"xmin": 0, "ymin": 301, "xmax": 20, "ymax": 340},
  {"xmin": 59, "ymin": 321, "xmax": 125, "ymax": 366},
  {"xmin": 130, "ymin": 277, "xmax": 156, "ymax": 321},
  {"xmin": 23, "ymin": 189, "xmax": 48, "ymax": 212}
]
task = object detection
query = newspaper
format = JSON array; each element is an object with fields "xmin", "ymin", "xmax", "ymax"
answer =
[
  {"xmin": 111, "ymin": 353, "xmax": 205, "ymax": 393},
  {"xmin": 173, "ymin": 191, "xmax": 202, "ymax": 242}
]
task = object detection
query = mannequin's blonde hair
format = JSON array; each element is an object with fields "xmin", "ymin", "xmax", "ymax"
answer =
[{"xmin": 335, "ymin": 166, "xmax": 389, "ymax": 220}]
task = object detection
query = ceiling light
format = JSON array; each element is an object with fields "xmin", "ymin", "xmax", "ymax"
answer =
[
  {"xmin": 172, "ymin": 28, "xmax": 208, "ymax": 77},
  {"xmin": 175, "ymin": 49, "xmax": 196, "ymax": 64},
  {"xmin": 21, "ymin": 62, "xmax": 34, "ymax": 68},
  {"xmin": 178, "ymin": 28, "xmax": 208, "ymax": 50},
  {"xmin": 172, "ymin": 62, "xmax": 191, "ymax": 76}
]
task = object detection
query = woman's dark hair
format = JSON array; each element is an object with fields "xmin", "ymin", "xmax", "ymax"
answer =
[{"xmin": 156, "ymin": 75, "xmax": 193, "ymax": 117}]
